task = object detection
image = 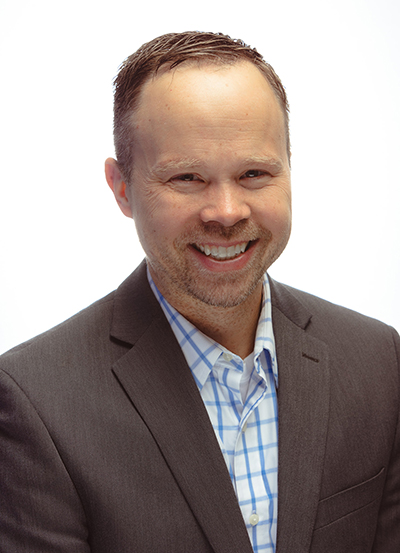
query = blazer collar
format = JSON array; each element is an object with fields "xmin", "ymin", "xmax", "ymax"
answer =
[{"xmin": 110, "ymin": 260, "xmax": 160, "ymax": 346}]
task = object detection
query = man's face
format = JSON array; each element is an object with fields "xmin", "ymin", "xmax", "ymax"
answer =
[{"xmin": 123, "ymin": 61, "xmax": 291, "ymax": 310}]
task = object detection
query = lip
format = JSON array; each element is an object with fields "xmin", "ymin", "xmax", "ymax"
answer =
[{"xmin": 189, "ymin": 240, "xmax": 257, "ymax": 272}]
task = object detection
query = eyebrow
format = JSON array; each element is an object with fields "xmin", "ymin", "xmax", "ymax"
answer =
[
  {"xmin": 241, "ymin": 156, "xmax": 284, "ymax": 173},
  {"xmin": 150, "ymin": 158, "xmax": 203, "ymax": 178}
]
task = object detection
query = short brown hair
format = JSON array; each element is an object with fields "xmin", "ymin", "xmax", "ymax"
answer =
[{"xmin": 113, "ymin": 31, "xmax": 290, "ymax": 181}]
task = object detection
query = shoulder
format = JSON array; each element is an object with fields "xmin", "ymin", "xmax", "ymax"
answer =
[
  {"xmin": 1, "ymin": 291, "xmax": 115, "ymax": 360},
  {"xmin": 269, "ymin": 277, "xmax": 399, "ymax": 361},
  {"xmin": 0, "ymin": 261, "xmax": 153, "ymax": 366},
  {"xmin": 0, "ymin": 261, "xmax": 155, "ymax": 382},
  {"xmin": 0, "ymin": 291, "xmax": 122, "ymax": 395}
]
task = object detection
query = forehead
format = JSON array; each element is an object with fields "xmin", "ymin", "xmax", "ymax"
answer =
[
  {"xmin": 130, "ymin": 60, "xmax": 288, "ymax": 169},
  {"xmin": 135, "ymin": 60, "xmax": 284, "ymax": 124}
]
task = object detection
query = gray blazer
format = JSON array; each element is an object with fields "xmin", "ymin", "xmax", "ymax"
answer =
[{"xmin": 0, "ymin": 261, "xmax": 399, "ymax": 552}]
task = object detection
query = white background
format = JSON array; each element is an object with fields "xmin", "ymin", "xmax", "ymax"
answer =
[{"xmin": 1, "ymin": 0, "xmax": 399, "ymax": 353}]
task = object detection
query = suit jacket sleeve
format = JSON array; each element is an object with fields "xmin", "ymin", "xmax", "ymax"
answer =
[
  {"xmin": 372, "ymin": 327, "xmax": 400, "ymax": 552},
  {"xmin": 0, "ymin": 368, "xmax": 90, "ymax": 552}
]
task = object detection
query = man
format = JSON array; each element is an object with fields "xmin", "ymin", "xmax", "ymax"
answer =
[{"xmin": 0, "ymin": 31, "xmax": 399, "ymax": 553}]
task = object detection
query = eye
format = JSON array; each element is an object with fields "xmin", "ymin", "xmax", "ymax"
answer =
[
  {"xmin": 238, "ymin": 168, "xmax": 274, "ymax": 189},
  {"xmin": 168, "ymin": 172, "xmax": 206, "ymax": 193},
  {"xmin": 171, "ymin": 173, "xmax": 202, "ymax": 182},
  {"xmin": 240, "ymin": 169, "xmax": 269, "ymax": 179}
]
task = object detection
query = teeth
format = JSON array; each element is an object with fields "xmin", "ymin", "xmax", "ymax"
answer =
[{"xmin": 198, "ymin": 242, "xmax": 248, "ymax": 260}]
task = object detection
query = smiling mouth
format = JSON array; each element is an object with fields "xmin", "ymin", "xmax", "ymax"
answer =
[{"xmin": 195, "ymin": 241, "xmax": 252, "ymax": 260}]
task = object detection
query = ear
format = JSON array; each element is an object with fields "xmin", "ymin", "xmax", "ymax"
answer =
[{"xmin": 105, "ymin": 158, "xmax": 133, "ymax": 218}]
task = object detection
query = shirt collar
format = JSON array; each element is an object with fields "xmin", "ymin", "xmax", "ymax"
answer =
[{"xmin": 147, "ymin": 267, "xmax": 278, "ymax": 389}]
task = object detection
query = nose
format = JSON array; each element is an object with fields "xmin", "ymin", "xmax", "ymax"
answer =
[{"xmin": 199, "ymin": 182, "xmax": 251, "ymax": 227}]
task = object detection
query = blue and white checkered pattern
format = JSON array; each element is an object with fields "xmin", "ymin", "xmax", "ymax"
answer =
[{"xmin": 148, "ymin": 270, "xmax": 278, "ymax": 552}]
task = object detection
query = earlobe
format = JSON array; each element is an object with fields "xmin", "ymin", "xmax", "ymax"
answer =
[{"xmin": 105, "ymin": 157, "xmax": 133, "ymax": 218}]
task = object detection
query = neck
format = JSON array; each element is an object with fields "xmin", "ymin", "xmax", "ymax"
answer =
[{"xmin": 165, "ymin": 283, "xmax": 263, "ymax": 360}]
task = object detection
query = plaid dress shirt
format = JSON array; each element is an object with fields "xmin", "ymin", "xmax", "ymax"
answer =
[{"xmin": 148, "ymin": 270, "xmax": 279, "ymax": 552}]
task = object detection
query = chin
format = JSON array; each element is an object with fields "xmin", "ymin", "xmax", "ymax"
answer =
[{"xmin": 181, "ymin": 269, "xmax": 265, "ymax": 309}]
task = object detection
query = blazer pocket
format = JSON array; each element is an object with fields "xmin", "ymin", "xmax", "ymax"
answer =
[{"xmin": 314, "ymin": 468, "xmax": 385, "ymax": 530}]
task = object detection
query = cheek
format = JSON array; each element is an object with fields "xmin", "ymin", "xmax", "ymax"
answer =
[
  {"xmin": 276, "ymin": 200, "xmax": 292, "ymax": 227},
  {"xmin": 142, "ymin": 194, "xmax": 199, "ymax": 234},
  {"xmin": 134, "ymin": 204, "xmax": 189, "ymax": 249},
  {"xmin": 258, "ymin": 197, "xmax": 291, "ymax": 235}
]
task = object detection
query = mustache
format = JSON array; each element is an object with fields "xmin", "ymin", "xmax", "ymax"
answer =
[{"xmin": 182, "ymin": 220, "xmax": 261, "ymax": 241}]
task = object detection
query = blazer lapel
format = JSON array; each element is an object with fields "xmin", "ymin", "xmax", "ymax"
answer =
[
  {"xmin": 110, "ymin": 262, "xmax": 253, "ymax": 553},
  {"xmin": 270, "ymin": 279, "xmax": 330, "ymax": 553}
]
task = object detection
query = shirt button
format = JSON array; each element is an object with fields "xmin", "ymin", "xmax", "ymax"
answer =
[
  {"xmin": 242, "ymin": 422, "xmax": 248, "ymax": 433},
  {"xmin": 249, "ymin": 513, "xmax": 259, "ymax": 526},
  {"xmin": 223, "ymin": 352, "xmax": 233, "ymax": 362}
]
